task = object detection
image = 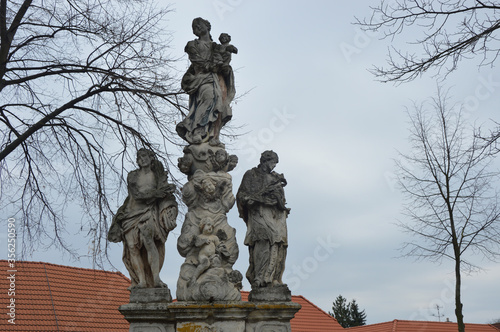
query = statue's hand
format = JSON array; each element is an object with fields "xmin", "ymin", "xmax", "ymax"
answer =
[
  {"xmin": 216, "ymin": 243, "xmax": 230, "ymax": 257},
  {"xmin": 227, "ymin": 45, "xmax": 238, "ymax": 54},
  {"xmin": 156, "ymin": 185, "xmax": 174, "ymax": 198},
  {"xmin": 264, "ymin": 196, "xmax": 277, "ymax": 206},
  {"xmin": 280, "ymin": 176, "xmax": 287, "ymax": 187},
  {"xmin": 213, "ymin": 53, "xmax": 223, "ymax": 64}
]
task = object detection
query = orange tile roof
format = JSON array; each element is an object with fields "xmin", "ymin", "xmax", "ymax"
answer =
[
  {"xmin": 348, "ymin": 319, "xmax": 500, "ymax": 332},
  {"xmin": 241, "ymin": 291, "xmax": 344, "ymax": 332},
  {"xmin": 0, "ymin": 260, "xmax": 342, "ymax": 331},
  {"xmin": 0, "ymin": 260, "xmax": 130, "ymax": 331}
]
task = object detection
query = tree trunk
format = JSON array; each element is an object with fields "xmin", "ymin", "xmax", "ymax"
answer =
[{"xmin": 454, "ymin": 247, "xmax": 465, "ymax": 332}]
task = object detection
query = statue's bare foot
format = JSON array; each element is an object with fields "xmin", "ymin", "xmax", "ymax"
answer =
[
  {"xmin": 128, "ymin": 281, "xmax": 147, "ymax": 290},
  {"xmin": 263, "ymin": 272, "xmax": 273, "ymax": 284},
  {"xmin": 154, "ymin": 278, "xmax": 167, "ymax": 288},
  {"xmin": 252, "ymin": 279, "xmax": 265, "ymax": 288}
]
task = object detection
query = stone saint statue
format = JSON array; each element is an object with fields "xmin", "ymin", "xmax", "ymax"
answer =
[
  {"xmin": 176, "ymin": 17, "xmax": 237, "ymax": 147},
  {"xmin": 108, "ymin": 148, "xmax": 178, "ymax": 290},
  {"xmin": 237, "ymin": 151, "xmax": 290, "ymax": 290}
]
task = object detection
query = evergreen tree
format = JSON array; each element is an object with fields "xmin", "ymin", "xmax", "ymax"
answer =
[
  {"xmin": 329, "ymin": 295, "xmax": 367, "ymax": 328},
  {"xmin": 349, "ymin": 300, "xmax": 367, "ymax": 326},
  {"xmin": 330, "ymin": 295, "xmax": 351, "ymax": 328}
]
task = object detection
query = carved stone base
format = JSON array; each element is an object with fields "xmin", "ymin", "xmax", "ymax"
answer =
[
  {"xmin": 129, "ymin": 287, "xmax": 172, "ymax": 304},
  {"xmin": 119, "ymin": 302, "xmax": 174, "ymax": 332},
  {"xmin": 169, "ymin": 301, "xmax": 253, "ymax": 331},
  {"xmin": 246, "ymin": 301, "xmax": 300, "ymax": 332},
  {"xmin": 248, "ymin": 284, "xmax": 292, "ymax": 302},
  {"xmin": 119, "ymin": 300, "xmax": 300, "ymax": 332}
]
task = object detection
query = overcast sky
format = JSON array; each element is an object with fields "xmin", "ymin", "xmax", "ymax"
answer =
[{"xmin": 2, "ymin": 0, "xmax": 500, "ymax": 325}]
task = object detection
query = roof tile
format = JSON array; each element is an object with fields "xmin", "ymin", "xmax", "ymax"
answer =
[
  {"xmin": 348, "ymin": 319, "xmax": 499, "ymax": 332},
  {"xmin": 0, "ymin": 260, "xmax": 130, "ymax": 331},
  {"xmin": 0, "ymin": 260, "xmax": 342, "ymax": 331}
]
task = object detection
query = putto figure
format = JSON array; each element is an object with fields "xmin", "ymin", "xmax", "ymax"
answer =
[
  {"xmin": 176, "ymin": 17, "xmax": 237, "ymax": 146},
  {"xmin": 108, "ymin": 148, "xmax": 178, "ymax": 290},
  {"xmin": 237, "ymin": 151, "xmax": 290, "ymax": 289},
  {"xmin": 189, "ymin": 217, "xmax": 221, "ymax": 286},
  {"xmin": 176, "ymin": 170, "xmax": 241, "ymax": 301}
]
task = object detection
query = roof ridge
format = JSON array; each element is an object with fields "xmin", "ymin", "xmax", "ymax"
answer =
[
  {"xmin": 1, "ymin": 259, "xmax": 129, "ymax": 277},
  {"xmin": 293, "ymin": 294, "xmax": 338, "ymax": 322},
  {"xmin": 393, "ymin": 319, "xmax": 398, "ymax": 332},
  {"xmin": 115, "ymin": 270, "xmax": 131, "ymax": 283},
  {"xmin": 394, "ymin": 319, "xmax": 491, "ymax": 325},
  {"xmin": 350, "ymin": 321, "xmax": 393, "ymax": 328}
]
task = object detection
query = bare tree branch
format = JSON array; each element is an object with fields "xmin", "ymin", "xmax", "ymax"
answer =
[
  {"xmin": 395, "ymin": 87, "xmax": 500, "ymax": 332},
  {"xmin": 356, "ymin": 0, "xmax": 500, "ymax": 82},
  {"xmin": 0, "ymin": 0, "xmax": 188, "ymax": 267}
]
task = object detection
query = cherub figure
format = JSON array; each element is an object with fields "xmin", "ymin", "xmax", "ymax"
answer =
[
  {"xmin": 189, "ymin": 218, "xmax": 221, "ymax": 285},
  {"xmin": 218, "ymin": 33, "xmax": 238, "ymax": 68},
  {"xmin": 217, "ymin": 33, "xmax": 238, "ymax": 93}
]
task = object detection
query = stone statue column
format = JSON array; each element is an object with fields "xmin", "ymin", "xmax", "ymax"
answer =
[
  {"xmin": 175, "ymin": 17, "xmax": 242, "ymax": 301},
  {"xmin": 117, "ymin": 18, "xmax": 301, "ymax": 332}
]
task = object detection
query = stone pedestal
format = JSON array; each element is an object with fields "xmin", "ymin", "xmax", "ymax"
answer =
[
  {"xmin": 119, "ymin": 301, "xmax": 174, "ymax": 332},
  {"xmin": 129, "ymin": 288, "xmax": 172, "ymax": 304},
  {"xmin": 246, "ymin": 301, "xmax": 302, "ymax": 332},
  {"xmin": 169, "ymin": 302, "xmax": 253, "ymax": 331},
  {"xmin": 119, "ymin": 301, "xmax": 301, "ymax": 332},
  {"xmin": 248, "ymin": 285, "xmax": 292, "ymax": 302}
]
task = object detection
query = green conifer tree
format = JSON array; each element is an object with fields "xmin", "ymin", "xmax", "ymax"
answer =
[{"xmin": 329, "ymin": 295, "xmax": 367, "ymax": 328}]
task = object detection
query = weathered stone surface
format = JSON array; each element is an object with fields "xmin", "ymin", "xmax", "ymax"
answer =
[
  {"xmin": 113, "ymin": 17, "xmax": 302, "ymax": 332},
  {"xmin": 176, "ymin": 18, "xmax": 237, "ymax": 146},
  {"xmin": 248, "ymin": 284, "xmax": 292, "ymax": 302},
  {"xmin": 237, "ymin": 151, "xmax": 290, "ymax": 291},
  {"xmin": 108, "ymin": 148, "xmax": 178, "ymax": 290},
  {"xmin": 246, "ymin": 301, "xmax": 301, "ymax": 332},
  {"xmin": 129, "ymin": 323, "xmax": 174, "ymax": 332},
  {"xmin": 178, "ymin": 143, "xmax": 238, "ymax": 179},
  {"xmin": 119, "ymin": 301, "xmax": 174, "ymax": 332},
  {"xmin": 119, "ymin": 301, "xmax": 300, "ymax": 332},
  {"xmin": 132, "ymin": 324, "xmax": 173, "ymax": 332},
  {"xmin": 129, "ymin": 287, "xmax": 172, "ymax": 304},
  {"xmin": 174, "ymin": 17, "xmax": 243, "ymax": 303},
  {"xmin": 176, "ymin": 170, "xmax": 242, "ymax": 301}
]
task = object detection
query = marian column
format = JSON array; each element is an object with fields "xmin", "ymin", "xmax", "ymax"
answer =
[
  {"xmin": 174, "ymin": 17, "xmax": 242, "ymax": 301},
  {"xmin": 118, "ymin": 17, "xmax": 300, "ymax": 332}
]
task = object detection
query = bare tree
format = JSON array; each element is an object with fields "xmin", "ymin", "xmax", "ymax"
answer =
[
  {"xmin": 0, "ymin": 0, "xmax": 187, "ymax": 265},
  {"xmin": 396, "ymin": 88, "xmax": 500, "ymax": 332},
  {"xmin": 357, "ymin": 0, "xmax": 500, "ymax": 83}
]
